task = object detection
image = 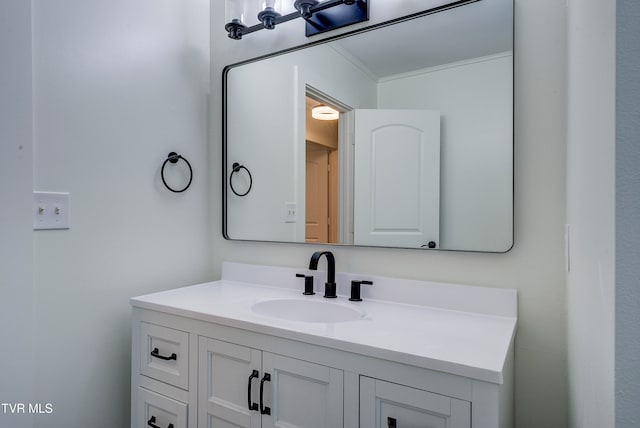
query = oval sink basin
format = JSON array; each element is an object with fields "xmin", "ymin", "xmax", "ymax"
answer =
[{"xmin": 251, "ymin": 298, "xmax": 365, "ymax": 323}]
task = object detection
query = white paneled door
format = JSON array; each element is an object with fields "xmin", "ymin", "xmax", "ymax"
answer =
[
  {"xmin": 360, "ymin": 377, "xmax": 471, "ymax": 428},
  {"xmin": 199, "ymin": 337, "xmax": 343, "ymax": 428},
  {"xmin": 354, "ymin": 109, "xmax": 441, "ymax": 248}
]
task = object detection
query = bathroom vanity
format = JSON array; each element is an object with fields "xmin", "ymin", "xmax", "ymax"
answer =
[{"xmin": 131, "ymin": 262, "xmax": 517, "ymax": 428}]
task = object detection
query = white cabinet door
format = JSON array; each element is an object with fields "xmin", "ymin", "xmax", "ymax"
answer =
[
  {"xmin": 360, "ymin": 377, "xmax": 470, "ymax": 428},
  {"xmin": 140, "ymin": 322, "xmax": 190, "ymax": 390},
  {"xmin": 262, "ymin": 352, "xmax": 344, "ymax": 428},
  {"xmin": 354, "ymin": 109, "xmax": 441, "ymax": 248},
  {"xmin": 199, "ymin": 338, "xmax": 344, "ymax": 428},
  {"xmin": 198, "ymin": 337, "xmax": 262, "ymax": 428},
  {"xmin": 138, "ymin": 387, "xmax": 187, "ymax": 428},
  {"xmin": 262, "ymin": 352, "xmax": 343, "ymax": 428}
]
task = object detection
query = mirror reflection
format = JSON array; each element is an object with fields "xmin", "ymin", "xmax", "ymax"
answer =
[{"xmin": 224, "ymin": 0, "xmax": 513, "ymax": 252}]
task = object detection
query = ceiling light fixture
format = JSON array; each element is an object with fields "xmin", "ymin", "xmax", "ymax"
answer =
[
  {"xmin": 225, "ymin": 0, "xmax": 369, "ymax": 40},
  {"xmin": 311, "ymin": 105, "xmax": 339, "ymax": 120}
]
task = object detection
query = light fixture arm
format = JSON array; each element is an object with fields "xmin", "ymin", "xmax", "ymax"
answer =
[
  {"xmin": 258, "ymin": 7, "xmax": 281, "ymax": 29},
  {"xmin": 226, "ymin": 0, "xmax": 369, "ymax": 40},
  {"xmin": 294, "ymin": 0, "xmax": 319, "ymax": 19}
]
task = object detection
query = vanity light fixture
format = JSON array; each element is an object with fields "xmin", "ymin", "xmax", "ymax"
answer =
[
  {"xmin": 225, "ymin": 0, "xmax": 369, "ymax": 40},
  {"xmin": 311, "ymin": 105, "xmax": 339, "ymax": 120}
]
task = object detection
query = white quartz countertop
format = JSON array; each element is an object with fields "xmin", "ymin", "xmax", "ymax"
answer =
[{"xmin": 131, "ymin": 263, "xmax": 517, "ymax": 384}]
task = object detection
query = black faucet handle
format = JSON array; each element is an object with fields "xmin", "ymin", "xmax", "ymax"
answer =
[
  {"xmin": 296, "ymin": 273, "xmax": 315, "ymax": 295},
  {"xmin": 349, "ymin": 280, "xmax": 373, "ymax": 302},
  {"xmin": 349, "ymin": 280, "xmax": 373, "ymax": 301}
]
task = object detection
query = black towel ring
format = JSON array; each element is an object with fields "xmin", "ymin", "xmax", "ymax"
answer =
[
  {"xmin": 230, "ymin": 162, "xmax": 252, "ymax": 197},
  {"xmin": 161, "ymin": 152, "xmax": 193, "ymax": 193}
]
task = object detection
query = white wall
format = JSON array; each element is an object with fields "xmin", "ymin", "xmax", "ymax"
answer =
[
  {"xmin": 616, "ymin": 0, "xmax": 640, "ymax": 426},
  {"xmin": 565, "ymin": 1, "xmax": 616, "ymax": 427},
  {"xmin": 226, "ymin": 45, "xmax": 376, "ymax": 242},
  {"xmin": 0, "ymin": 1, "xmax": 34, "ymax": 427},
  {"xmin": 377, "ymin": 54, "xmax": 513, "ymax": 251},
  {"xmin": 212, "ymin": 1, "xmax": 568, "ymax": 427},
  {"xmin": 30, "ymin": 0, "xmax": 212, "ymax": 426}
]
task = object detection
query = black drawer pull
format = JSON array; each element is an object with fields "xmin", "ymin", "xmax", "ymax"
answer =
[
  {"xmin": 387, "ymin": 417, "xmax": 397, "ymax": 428},
  {"xmin": 248, "ymin": 370, "xmax": 259, "ymax": 411},
  {"xmin": 150, "ymin": 348, "xmax": 177, "ymax": 361},
  {"xmin": 260, "ymin": 373, "xmax": 271, "ymax": 415},
  {"xmin": 147, "ymin": 416, "xmax": 174, "ymax": 428}
]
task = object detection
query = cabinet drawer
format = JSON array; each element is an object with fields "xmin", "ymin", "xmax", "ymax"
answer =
[
  {"xmin": 138, "ymin": 387, "xmax": 187, "ymax": 428},
  {"xmin": 140, "ymin": 322, "xmax": 189, "ymax": 390},
  {"xmin": 360, "ymin": 377, "xmax": 470, "ymax": 428}
]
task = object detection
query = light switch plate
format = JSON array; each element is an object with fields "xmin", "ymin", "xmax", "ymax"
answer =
[
  {"xmin": 284, "ymin": 202, "xmax": 297, "ymax": 223},
  {"xmin": 33, "ymin": 191, "xmax": 70, "ymax": 230}
]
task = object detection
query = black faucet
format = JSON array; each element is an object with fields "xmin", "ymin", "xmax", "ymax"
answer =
[{"xmin": 308, "ymin": 251, "xmax": 337, "ymax": 298}]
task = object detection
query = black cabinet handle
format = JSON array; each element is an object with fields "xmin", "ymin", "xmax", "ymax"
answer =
[
  {"xmin": 247, "ymin": 370, "xmax": 259, "ymax": 411},
  {"xmin": 259, "ymin": 373, "xmax": 271, "ymax": 415},
  {"xmin": 150, "ymin": 348, "xmax": 177, "ymax": 361},
  {"xmin": 147, "ymin": 416, "xmax": 174, "ymax": 428},
  {"xmin": 387, "ymin": 417, "xmax": 397, "ymax": 428}
]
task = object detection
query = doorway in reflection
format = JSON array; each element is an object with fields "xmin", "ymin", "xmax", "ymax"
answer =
[{"xmin": 305, "ymin": 95, "xmax": 340, "ymax": 243}]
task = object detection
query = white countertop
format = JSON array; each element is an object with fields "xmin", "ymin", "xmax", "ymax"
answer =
[{"xmin": 131, "ymin": 262, "xmax": 517, "ymax": 384}]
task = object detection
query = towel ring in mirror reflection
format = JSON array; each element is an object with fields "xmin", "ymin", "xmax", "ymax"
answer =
[
  {"xmin": 161, "ymin": 152, "xmax": 193, "ymax": 193},
  {"xmin": 230, "ymin": 162, "xmax": 252, "ymax": 197}
]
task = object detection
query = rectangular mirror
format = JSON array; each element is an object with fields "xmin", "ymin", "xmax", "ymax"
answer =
[{"xmin": 223, "ymin": 0, "xmax": 513, "ymax": 252}]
